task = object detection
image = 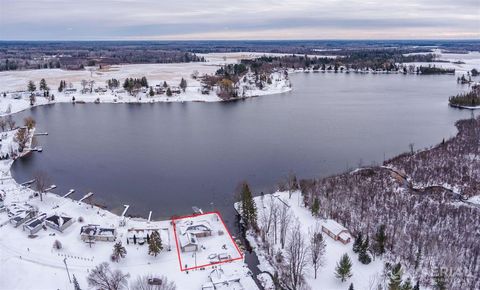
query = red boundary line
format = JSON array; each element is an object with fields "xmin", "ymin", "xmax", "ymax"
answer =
[{"xmin": 171, "ymin": 211, "xmax": 243, "ymax": 272}]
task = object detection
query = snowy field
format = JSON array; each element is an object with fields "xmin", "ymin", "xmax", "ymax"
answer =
[
  {"xmin": 403, "ymin": 49, "xmax": 480, "ymax": 75},
  {"xmin": 0, "ymin": 128, "xmax": 257, "ymax": 290},
  {"xmin": 245, "ymin": 191, "xmax": 385, "ymax": 290},
  {"xmin": 0, "ymin": 52, "xmax": 292, "ymax": 116}
]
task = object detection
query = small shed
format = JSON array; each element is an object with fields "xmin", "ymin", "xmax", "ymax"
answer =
[{"xmin": 321, "ymin": 219, "xmax": 351, "ymax": 244}]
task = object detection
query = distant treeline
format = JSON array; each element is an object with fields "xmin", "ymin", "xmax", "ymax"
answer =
[
  {"xmin": 240, "ymin": 52, "xmax": 448, "ymax": 73},
  {"xmin": 449, "ymin": 84, "xmax": 480, "ymax": 107},
  {"xmin": 0, "ymin": 42, "xmax": 205, "ymax": 71}
]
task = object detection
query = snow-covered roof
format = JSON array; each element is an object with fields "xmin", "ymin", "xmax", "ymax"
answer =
[
  {"xmin": 46, "ymin": 214, "xmax": 72, "ymax": 227},
  {"xmin": 321, "ymin": 219, "xmax": 348, "ymax": 236},
  {"xmin": 179, "ymin": 232, "xmax": 198, "ymax": 248},
  {"xmin": 179, "ymin": 220, "xmax": 212, "ymax": 235}
]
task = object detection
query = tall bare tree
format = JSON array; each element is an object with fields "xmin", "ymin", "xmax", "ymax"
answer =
[
  {"xmin": 279, "ymin": 203, "xmax": 291, "ymax": 249},
  {"xmin": 281, "ymin": 220, "xmax": 309, "ymax": 290},
  {"xmin": 87, "ymin": 262, "xmax": 129, "ymax": 290},
  {"xmin": 34, "ymin": 171, "xmax": 50, "ymax": 202}
]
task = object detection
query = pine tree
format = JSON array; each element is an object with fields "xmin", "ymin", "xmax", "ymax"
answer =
[
  {"xmin": 358, "ymin": 236, "xmax": 371, "ymax": 264},
  {"xmin": 311, "ymin": 197, "xmax": 319, "ymax": 216},
  {"xmin": 39, "ymin": 78, "xmax": 48, "ymax": 91},
  {"xmin": 335, "ymin": 253, "xmax": 353, "ymax": 282},
  {"xmin": 149, "ymin": 87, "xmax": 155, "ymax": 97},
  {"xmin": 240, "ymin": 182, "xmax": 257, "ymax": 229},
  {"xmin": 73, "ymin": 274, "xmax": 82, "ymax": 290},
  {"xmin": 374, "ymin": 224, "xmax": 387, "ymax": 255},
  {"xmin": 348, "ymin": 283, "xmax": 354, "ymax": 290},
  {"xmin": 353, "ymin": 233, "xmax": 363, "ymax": 253},
  {"xmin": 148, "ymin": 230, "xmax": 163, "ymax": 257},
  {"xmin": 27, "ymin": 80, "xmax": 36, "ymax": 92},
  {"xmin": 166, "ymin": 88, "xmax": 172, "ymax": 97},
  {"xmin": 179, "ymin": 78, "xmax": 187, "ymax": 92},
  {"xmin": 163, "ymin": 81, "xmax": 168, "ymax": 88},
  {"xmin": 58, "ymin": 80, "xmax": 64, "ymax": 92},
  {"xmin": 433, "ymin": 267, "xmax": 447, "ymax": 290},
  {"xmin": 112, "ymin": 241, "xmax": 127, "ymax": 262},
  {"xmin": 388, "ymin": 263, "xmax": 403, "ymax": 290}
]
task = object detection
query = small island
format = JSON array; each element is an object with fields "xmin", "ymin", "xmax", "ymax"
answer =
[{"xmin": 449, "ymin": 83, "xmax": 480, "ymax": 109}]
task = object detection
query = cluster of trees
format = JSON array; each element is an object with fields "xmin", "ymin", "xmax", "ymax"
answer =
[
  {"xmin": 417, "ymin": 65, "xmax": 455, "ymax": 75},
  {"xmin": 239, "ymin": 51, "xmax": 440, "ymax": 73},
  {"xmin": 298, "ymin": 116, "xmax": 480, "ymax": 289},
  {"xmin": 449, "ymin": 84, "xmax": 480, "ymax": 107},
  {"xmin": 123, "ymin": 77, "xmax": 148, "ymax": 95},
  {"xmin": 107, "ymin": 79, "xmax": 120, "ymax": 90}
]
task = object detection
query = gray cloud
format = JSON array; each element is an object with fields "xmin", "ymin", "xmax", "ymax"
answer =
[{"xmin": 0, "ymin": 0, "xmax": 478, "ymax": 39}]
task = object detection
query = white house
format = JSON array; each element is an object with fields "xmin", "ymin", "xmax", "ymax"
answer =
[{"xmin": 80, "ymin": 224, "xmax": 117, "ymax": 242}]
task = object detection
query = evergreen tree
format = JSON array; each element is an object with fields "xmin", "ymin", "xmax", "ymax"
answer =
[
  {"xmin": 335, "ymin": 253, "xmax": 353, "ymax": 282},
  {"xmin": 73, "ymin": 274, "xmax": 82, "ymax": 290},
  {"xmin": 240, "ymin": 182, "xmax": 257, "ymax": 228},
  {"xmin": 433, "ymin": 267, "xmax": 447, "ymax": 290},
  {"xmin": 353, "ymin": 233, "xmax": 363, "ymax": 253},
  {"xmin": 112, "ymin": 241, "xmax": 127, "ymax": 262},
  {"xmin": 373, "ymin": 224, "xmax": 387, "ymax": 255},
  {"xmin": 149, "ymin": 87, "xmax": 155, "ymax": 97},
  {"xmin": 163, "ymin": 81, "xmax": 168, "ymax": 88},
  {"xmin": 179, "ymin": 78, "xmax": 187, "ymax": 92},
  {"xmin": 166, "ymin": 87, "xmax": 172, "ymax": 97},
  {"xmin": 348, "ymin": 283, "xmax": 354, "ymax": 290},
  {"xmin": 401, "ymin": 278, "xmax": 413, "ymax": 290},
  {"xmin": 311, "ymin": 197, "xmax": 319, "ymax": 216},
  {"xmin": 148, "ymin": 230, "xmax": 163, "ymax": 257},
  {"xmin": 58, "ymin": 80, "xmax": 64, "ymax": 92},
  {"xmin": 39, "ymin": 78, "xmax": 48, "ymax": 91},
  {"xmin": 388, "ymin": 263, "xmax": 403, "ymax": 290},
  {"xmin": 358, "ymin": 236, "xmax": 371, "ymax": 264},
  {"xmin": 27, "ymin": 80, "xmax": 36, "ymax": 92}
]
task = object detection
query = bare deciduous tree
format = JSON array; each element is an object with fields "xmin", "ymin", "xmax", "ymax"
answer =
[
  {"xmin": 6, "ymin": 115, "xmax": 15, "ymax": 130},
  {"xmin": 87, "ymin": 262, "xmax": 130, "ymax": 290},
  {"xmin": 34, "ymin": 171, "xmax": 50, "ymax": 202},
  {"xmin": 309, "ymin": 225, "xmax": 326, "ymax": 279},
  {"xmin": 279, "ymin": 203, "xmax": 292, "ymax": 249},
  {"xmin": 281, "ymin": 220, "xmax": 309, "ymax": 290}
]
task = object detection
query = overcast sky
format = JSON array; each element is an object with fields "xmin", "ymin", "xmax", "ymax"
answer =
[{"xmin": 0, "ymin": 0, "xmax": 479, "ymax": 40}]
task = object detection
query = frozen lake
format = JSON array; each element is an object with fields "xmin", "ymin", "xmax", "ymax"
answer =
[{"xmin": 11, "ymin": 72, "xmax": 477, "ymax": 223}]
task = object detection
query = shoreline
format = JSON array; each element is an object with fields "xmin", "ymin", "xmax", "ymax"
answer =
[{"xmin": 449, "ymin": 103, "xmax": 480, "ymax": 110}]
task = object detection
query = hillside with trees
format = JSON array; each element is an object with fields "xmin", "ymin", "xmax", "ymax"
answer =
[{"xmin": 297, "ymin": 116, "xmax": 480, "ymax": 289}]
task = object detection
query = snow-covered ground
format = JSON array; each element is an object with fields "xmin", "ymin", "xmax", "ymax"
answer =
[
  {"xmin": 403, "ymin": 49, "xmax": 480, "ymax": 75},
  {"xmin": 244, "ymin": 191, "xmax": 385, "ymax": 290},
  {"xmin": 0, "ymin": 52, "xmax": 292, "ymax": 116},
  {"xmin": 0, "ymin": 128, "xmax": 258, "ymax": 290}
]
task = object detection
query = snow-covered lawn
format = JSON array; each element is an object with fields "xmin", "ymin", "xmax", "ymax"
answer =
[
  {"xmin": 246, "ymin": 191, "xmax": 384, "ymax": 290},
  {"xmin": 0, "ymin": 128, "xmax": 257, "ymax": 290}
]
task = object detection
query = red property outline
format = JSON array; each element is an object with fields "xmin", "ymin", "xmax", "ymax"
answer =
[{"xmin": 172, "ymin": 211, "xmax": 244, "ymax": 271}]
